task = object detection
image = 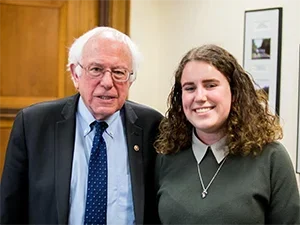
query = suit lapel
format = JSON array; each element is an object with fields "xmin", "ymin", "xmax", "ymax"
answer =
[
  {"xmin": 55, "ymin": 94, "xmax": 79, "ymax": 224},
  {"xmin": 123, "ymin": 102, "xmax": 145, "ymax": 224}
]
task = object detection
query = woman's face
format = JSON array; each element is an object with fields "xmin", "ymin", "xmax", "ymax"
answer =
[{"xmin": 181, "ymin": 60, "xmax": 232, "ymax": 143}]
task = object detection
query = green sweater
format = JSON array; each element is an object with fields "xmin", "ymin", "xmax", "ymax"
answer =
[{"xmin": 155, "ymin": 142, "xmax": 300, "ymax": 224}]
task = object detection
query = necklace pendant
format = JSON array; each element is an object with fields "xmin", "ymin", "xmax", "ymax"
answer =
[{"xmin": 201, "ymin": 190, "xmax": 207, "ymax": 199}]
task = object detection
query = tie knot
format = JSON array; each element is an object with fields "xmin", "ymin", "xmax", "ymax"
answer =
[{"xmin": 94, "ymin": 121, "xmax": 108, "ymax": 136}]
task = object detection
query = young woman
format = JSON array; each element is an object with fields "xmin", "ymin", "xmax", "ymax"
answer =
[{"xmin": 155, "ymin": 44, "xmax": 300, "ymax": 224}]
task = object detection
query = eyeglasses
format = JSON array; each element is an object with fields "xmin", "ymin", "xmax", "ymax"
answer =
[{"xmin": 78, "ymin": 63, "xmax": 133, "ymax": 82}]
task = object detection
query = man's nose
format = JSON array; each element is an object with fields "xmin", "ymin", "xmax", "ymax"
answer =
[{"xmin": 100, "ymin": 71, "xmax": 114, "ymax": 89}]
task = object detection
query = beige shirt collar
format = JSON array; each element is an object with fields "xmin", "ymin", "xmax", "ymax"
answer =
[{"xmin": 192, "ymin": 130, "xmax": 229, "ymax": 164}]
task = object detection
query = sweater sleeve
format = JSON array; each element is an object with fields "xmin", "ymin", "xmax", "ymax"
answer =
[
  {"xmin": 266, "ymin": 142, "xmax": 300, "ymax": 224},
  {"xmin": 154, "ymin": 153, "xmax": 165, "ymax": 224}
]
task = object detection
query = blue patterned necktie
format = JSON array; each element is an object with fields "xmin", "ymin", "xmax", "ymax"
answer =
[{"xmin": 84, "ymin": 121, "xmax": 108, "ymax": 225}]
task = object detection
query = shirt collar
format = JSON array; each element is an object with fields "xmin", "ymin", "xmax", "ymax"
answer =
[
  {"xmin": 192, "ymin": 130, "xmax": 229, "ymax": 164},
  {"xmin": 77, "ymin": 96, "xmax": 120, "ymax": 138}
]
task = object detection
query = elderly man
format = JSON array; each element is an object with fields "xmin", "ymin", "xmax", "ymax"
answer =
[{"xmin": 1, "ymin": 27, "xmax": 162, "ymax": 225}]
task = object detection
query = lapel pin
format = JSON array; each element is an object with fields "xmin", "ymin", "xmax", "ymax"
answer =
[{"xmin": 133, "ymin": 145, "xmax": 140, "ymax": 151}]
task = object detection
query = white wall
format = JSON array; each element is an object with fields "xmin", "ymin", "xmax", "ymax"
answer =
[
  {"xmin": 128, "ymin": 0, "xmax": 159, "ymax": 111},
  {"xmin": 130, "ymin": 0, "xmax": 300, "ymax": 185}
]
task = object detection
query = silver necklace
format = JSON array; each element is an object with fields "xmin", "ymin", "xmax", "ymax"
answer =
[{"xmin": 197, "ymin": 157, "xmax": 227, "ymax": 199}]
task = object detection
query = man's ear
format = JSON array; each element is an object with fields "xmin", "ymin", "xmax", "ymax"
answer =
[{"xmin": 70, "ymin": 64, "xmax": 79, "ymax": 90}]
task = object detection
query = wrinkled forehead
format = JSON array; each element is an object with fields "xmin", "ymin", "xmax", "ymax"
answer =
[{"xmin": 82, "ymin": 34, "xmax": 132, "ymax": 65}]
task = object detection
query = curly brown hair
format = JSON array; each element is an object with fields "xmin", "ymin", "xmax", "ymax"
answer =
[{"xmin": 154, "ymin": 44, "xmax": 282, "ymax": 156}]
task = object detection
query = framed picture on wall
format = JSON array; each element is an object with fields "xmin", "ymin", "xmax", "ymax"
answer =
[
  {"xmin": 243, "ymin": 7, "xmax": 282, "ymax": 115},
  {"xmin": 297, "ymin": 45, "xmax": 300, "ymax": 174}
]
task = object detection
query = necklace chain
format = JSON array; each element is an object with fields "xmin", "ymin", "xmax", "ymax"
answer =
[{"xmin": 197, "ymin": 156, "xmax": 227, "ymax": 199}]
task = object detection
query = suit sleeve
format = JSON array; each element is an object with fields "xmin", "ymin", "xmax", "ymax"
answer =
[
  {"xmin": 266, "ymin": 143, "xmax": 300, "ymax": 224},
  {"xmin": 1, "ymin": 110, "xmax": 29, "ymax": 224}
]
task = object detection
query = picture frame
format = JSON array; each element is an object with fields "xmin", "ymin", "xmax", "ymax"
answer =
[
  {"xmin": 297, "ymin": 45, "xmax": 300, "ymax": 174},
  {"xmin": 243, "ymin": 8, "xmax": 282, "ymax": 115}
]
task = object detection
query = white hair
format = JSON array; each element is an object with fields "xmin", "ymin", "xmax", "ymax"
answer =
[{"xmin": 67, "ymin": 26, "xmax": 142, "ymax": 82}]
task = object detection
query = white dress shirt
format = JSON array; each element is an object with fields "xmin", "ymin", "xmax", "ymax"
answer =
[{"xmin": 68, "ymin": 97, "xmax": 135, "ymax": 225}]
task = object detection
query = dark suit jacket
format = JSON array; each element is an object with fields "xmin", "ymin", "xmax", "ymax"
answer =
[{"xmin": 0, "ymin": 94, "xmax": 163, "ymax": 225}]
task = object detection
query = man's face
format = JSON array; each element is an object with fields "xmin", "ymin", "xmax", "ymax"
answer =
[{"xmin": 71, "ymin": 36, "xmax": 132, "ymax": 120}]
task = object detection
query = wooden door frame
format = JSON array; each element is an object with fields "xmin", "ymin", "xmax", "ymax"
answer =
[{"xmin": 99, "ymin": 0, "xmax": 131, "ymax": 35}]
